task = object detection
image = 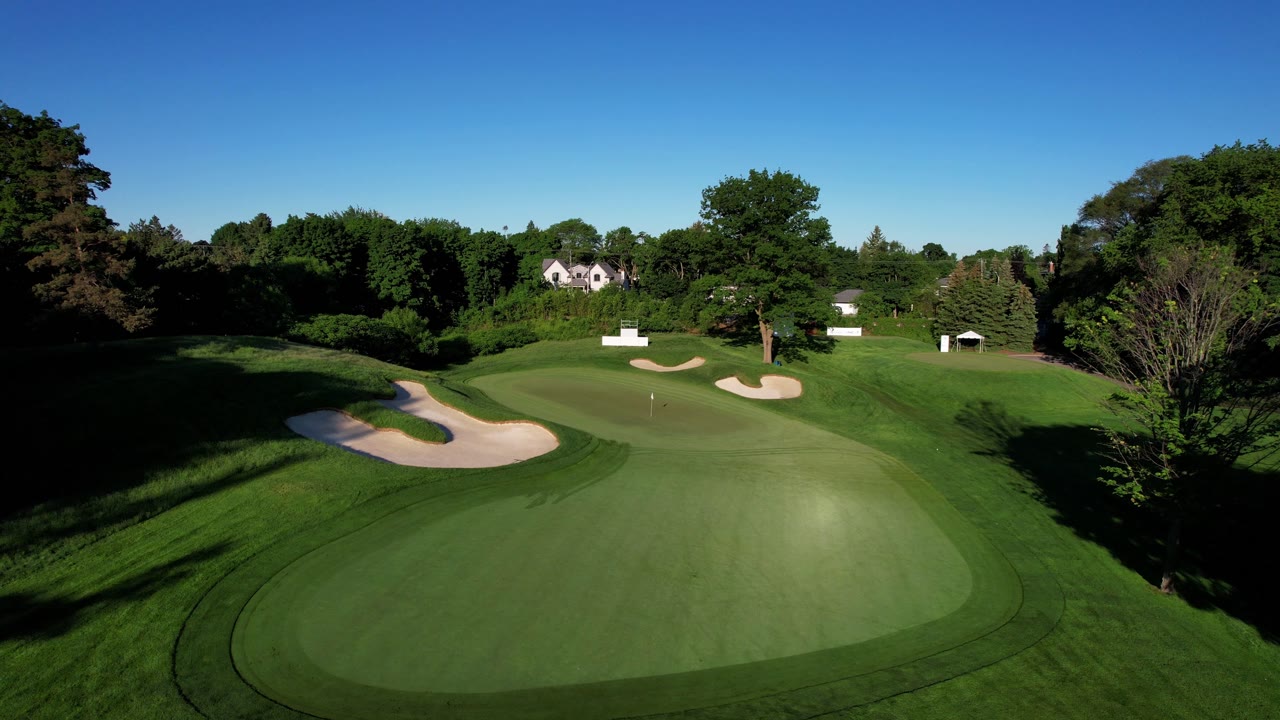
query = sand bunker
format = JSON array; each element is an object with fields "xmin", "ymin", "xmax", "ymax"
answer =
[
  {"xmin": 286, "ymin": 381, "xmax": 558, "ymax": 467},
  {"xmin": 714, "ymin": 375, "xmax": 803, "ymax": 400},
  {"xmin": 629, "ymin": 357, "xmax": 706, "ymax": 372}
]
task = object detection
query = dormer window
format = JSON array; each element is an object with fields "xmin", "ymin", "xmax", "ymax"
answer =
[{"xmin": 576, "ymin": 272, "xmax": 583, "ymax": 278}]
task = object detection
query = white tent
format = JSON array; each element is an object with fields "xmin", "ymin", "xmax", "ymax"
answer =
[{"xmin": 955, "ymin": 330, "xmax": 985, "ymax": 352}]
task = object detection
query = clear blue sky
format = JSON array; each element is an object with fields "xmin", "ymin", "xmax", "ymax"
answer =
[{"xmin": 3, "ymin": 0, "xmax": 1276, "ymax": 254}]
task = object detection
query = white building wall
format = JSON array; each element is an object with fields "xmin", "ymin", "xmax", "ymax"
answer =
[
  {"xmin": 543, "ymin": 260, "xmax": 570, "ymax": 287},
  {"xmin": 588, "ymin": 264, "xmax": 616, "ymax": 292},
  {"xmin": 602, "ymin": 335, "xmax": 648, "ymax": 346}
]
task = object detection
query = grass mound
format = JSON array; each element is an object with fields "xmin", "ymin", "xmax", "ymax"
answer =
[
  {"xmin": 1, "ymin": 334, "xmax": 1277, "ymax": 720},
  {"xmin": 185, "ymin": 365, "xmax": 1028, "ymax": 719}
]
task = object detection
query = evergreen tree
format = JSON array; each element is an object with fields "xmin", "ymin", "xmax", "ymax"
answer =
[
  {"xmin": 2, "ymin": 104, "xmax": 152, "ymax": 338},
  {"xmin": 861, "ymin": 225, "xmax": 889, "ymax": 255},
  {"xmin": 1006, "ymin": 283, "xmax": 1038, "ymax": 350},
  {"xmin": 935, "ymin": 260, "xmax": 1036, "ymax": 349}
]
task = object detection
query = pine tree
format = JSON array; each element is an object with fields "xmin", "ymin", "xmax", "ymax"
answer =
[
  {"xmin": 26, "ymin": 202, "xmax": 154, "ymax": 334},
  {"xmin": 935, "ymin": 260, "xmax": 1038, "ymax": 349},
  {"xmin": 3, "ymin": 104, "xmax": 153, "ymax": 337},
  {"xmin": 1005, "ymin": 283, "xmax": 1038, "ymax": 350},
  {"xmin": 861, "ymin": 225, "xmax": 889, "ymax": 255}
]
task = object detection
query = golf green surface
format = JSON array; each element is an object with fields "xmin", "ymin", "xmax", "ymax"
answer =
[{"xmin": 228, "ymin": 367, "xmax": 1022, "ymax": 718}]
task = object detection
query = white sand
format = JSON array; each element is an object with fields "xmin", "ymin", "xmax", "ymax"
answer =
[
  {"xmin": 714, "ymin": 375, "xmax": 803, "ymax": 400},
  {"xmin": 628, "ymin": 357, "xmax": 706, "ymax": 372},
  {"xmin": 285, "ymin": 380, "xmax": 558, "ymax": 467}
]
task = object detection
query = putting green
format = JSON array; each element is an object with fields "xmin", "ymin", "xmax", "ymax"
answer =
[{"xmin": 229, "ymin": 368, "xmax": 1022, "ymax": 718}]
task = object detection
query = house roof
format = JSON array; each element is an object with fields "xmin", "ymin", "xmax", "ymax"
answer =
[
  {"xmin": 543, "ymin": 258, "xmax": 618, "ymax": 284},
  {"xmin": 832, "ymin": 288, "xmax": 864, "ymax": 303}
]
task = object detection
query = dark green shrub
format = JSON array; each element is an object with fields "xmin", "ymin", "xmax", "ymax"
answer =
[
  {"xmin": 434, "ymin": 333, "xmax": 473, "ymax": 364},
  {"xmin": 642, "ymin": 273, "xmax": 689, "ymax": 300},
  {"xmin": 533, "ymin": 317, "xmax": 596, "ymax": 341},
  {"xmin": 288, "ymin": 313, "xmax": 413, "ymax": 364},
  {"xmin": 380, "ymin": 307, "xmax": 438, "ymax": 357},
  {"xmin": 468, "ymin": 324, "xmax": 537, "ymax": 355},
  {"xmin": 859, "ymin": 316, "xmax": 935, "ymax": 344}
]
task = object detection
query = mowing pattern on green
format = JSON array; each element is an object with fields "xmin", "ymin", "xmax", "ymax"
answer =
[
  {"xmin": 219, "ymin": 368, "xmax": 1024, "ymax": 718},
  {"xmin": 9, "ymin": 336, "xmax": 1277, "ymax": 720}
]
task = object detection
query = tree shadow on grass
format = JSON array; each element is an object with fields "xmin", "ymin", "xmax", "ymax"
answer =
[
  {"xmin": 711, "ymin": 324, "xmax": 836, "ymax": 364},
  {"xmin": 957, "ymin": 400, "xmax": 1280, "ymax": 643},
  {"xmin": 0, "ymin": 336, "xmax": 407, "ymax": 573},
  {"xmin": 0, "ymin": 456, "xmax": 306, "ymax": 571},
  {"xmin": 0, "ymin": 338, "xmax": 381, "ymax": 514},
  {"xmin": 776, "ymin": 333, "xmax": 836, "ymax": 364},
  {"xmin": 0, "ymin": 540, "xmax": 230, "ymax": 642}
]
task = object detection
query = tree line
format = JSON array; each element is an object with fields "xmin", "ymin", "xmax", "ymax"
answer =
[
  {"xmin": 1039, "ymin": 140, "xmax": 1280, "ymax": 595},
  {"xmin": 6, "ymin": 100, "xmax": 1280, "ymax": 602},
  {"xmin": 4, "ymin": 101, "xmax": 1006, "ymax": 364}
]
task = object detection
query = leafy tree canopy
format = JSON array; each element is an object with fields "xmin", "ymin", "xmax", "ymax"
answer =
[
  {"xmin": 1070, "ymin": 244, "xmax": 1279, "ymax": 593},
  {"xmin": 700, "ymin": 168, "xmax": 835, "ymax": 362},
  {"xmin": 545, "ymin": 218, "xmax": 600, "ymax": 264},
  {"xmin": 2, "ymin": 103, "xmax": 154, "ymax": 338}
]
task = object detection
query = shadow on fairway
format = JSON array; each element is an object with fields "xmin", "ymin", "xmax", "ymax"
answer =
[
  {"xmin": 0, "ymin": 337, "xmax": 404, "ymax": 571},
  {"xmin": 957, "ymin": 400, "xmax": 1280, "ymax": 643},
  {"xmin": 0, "ymin": 541, "xmax": 230, "ymax": 642},
  {"xmin": 1, "ymin": 457, "xmax": 307, "ymax": 567},
  {"xmin": 713, "ymin": 325, "xmax": 836, "ymax": 363}
]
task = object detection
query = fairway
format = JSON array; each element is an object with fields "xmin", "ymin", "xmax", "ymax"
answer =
[
  {"xmin": 906, "ymin": 351, "xmax": 1048, "ymax": 372},
  {"xmin": 230, "ymin": 367, "xmax": 1022, "ymax": 718},
  {"xmin": 10, "ymin": 337, "xmax": 1277, "ymax": 720}
]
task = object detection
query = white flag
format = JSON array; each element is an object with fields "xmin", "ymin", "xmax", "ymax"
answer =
[{"xmin": 650, "ymin": 392, "xmax": 654, "ymax": 400}]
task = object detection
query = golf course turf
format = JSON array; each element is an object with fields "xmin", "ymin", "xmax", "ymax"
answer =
[
  {"xmin": 185, "ymin": 366, "xmax": 1036, "ymax": 719},
  {"xmin": 4, "ymin": 335, "xmax": 1278, "ymax": 719},
  {"xmin": 285, "ymin": 380, "xmax": 559, "ymax": 467}
]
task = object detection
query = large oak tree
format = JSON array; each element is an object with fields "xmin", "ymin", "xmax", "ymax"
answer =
[{"xmin": 700, "ymin": 169, "xmax": 835, "ymax": 362}]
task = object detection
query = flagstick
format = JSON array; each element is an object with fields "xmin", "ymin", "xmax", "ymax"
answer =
[{"xmin": 650, "ymin": 391, "xmax": 654, "ymax": 418}]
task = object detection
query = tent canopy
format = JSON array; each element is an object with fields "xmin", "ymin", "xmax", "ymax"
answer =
[{"xmin": 956, "ymin": 330, "xmax": 984, "ymax": 340}]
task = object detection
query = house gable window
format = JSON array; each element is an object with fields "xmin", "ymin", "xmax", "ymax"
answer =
[
  {"xmin": 594, "ymin": 273, "xmax": 601, "ymax": 281},
  {"xmin": 552, "ymin": 272, "xmax": 560, "ymax": 282},
  {"xmin": 576, "ymin": 272, "xmax": 583, "ymax": 278}
]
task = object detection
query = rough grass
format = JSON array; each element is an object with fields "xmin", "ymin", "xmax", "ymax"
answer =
[
  {"xmin": 904, "ymin": 350, "xmax": 1049, "ymax": 372},
  {"xmin": 341, "ymin": 400, "xmax": 448, "ymax": 443},
  {"xmin": 1, "ymin": 334, "xmax": 1277, "ymax": 719}
]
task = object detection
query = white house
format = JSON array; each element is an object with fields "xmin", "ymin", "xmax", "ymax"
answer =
[
  {"xmin": 832, "ymin": 288, "xmax": 864, "ymax": 316},
  {"xmin": 542, "ymin": 259, "xmax": 619, "ymax": 292}
]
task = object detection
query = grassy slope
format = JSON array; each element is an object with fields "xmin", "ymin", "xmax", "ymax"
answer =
[
  {"xmin": 457, "ymin": 335, "xmax": 1280, "ymax": 719},
  {"xmin": 766, "ymin": 339, "xmax": 1280, "ymax": 719},
  {"xmin": 0, "ymin": 337, "xmax": 592, "ymax": 719},
  {"xmin": 182, "ymin": 357, "xmax": 1031, "ymax": 720},
  {"xmin": 0, "ymin": 334, "xmax": 1276, "ymax": 719},
  {"xmin": 800, "ymin": 342, "xmax": 1280, "ymax": 720}
]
